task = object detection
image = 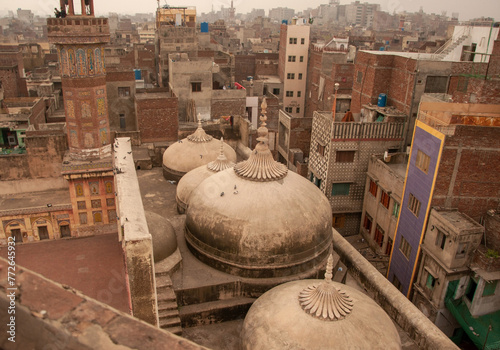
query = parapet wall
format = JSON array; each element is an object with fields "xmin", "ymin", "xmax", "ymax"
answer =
[{"xmin": 331, "ymin": 229, "xmax": 459, "ymax": 350}]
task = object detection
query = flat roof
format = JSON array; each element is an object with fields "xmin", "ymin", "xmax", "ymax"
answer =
[{"xmin": 0, "ymin": 188, "xmax": 71, "ymax": 213}]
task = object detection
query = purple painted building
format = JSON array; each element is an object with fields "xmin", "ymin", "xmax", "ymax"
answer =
[{"xmin": 388, "ymin": 120, "xmax": 445, "ymax": 297}]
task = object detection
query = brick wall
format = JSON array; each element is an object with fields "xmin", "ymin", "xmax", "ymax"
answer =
[
  {"xmin": 432, "ymin": 126, "xmax": 500, "ymax": 223},
  {"xmin": 255, "ymin": 53, "xmax": 279, "ymax": 77},
  {"xmin": 0, "ymin": 68, "xmax": 22, "ymax": 98},
  {"xmin": 235, "ymin": 55, "xmax": 256, "ymax": 82},
  {"xmin": 211, "ymin": 98, "xmax": 246, "ymax": 120},
  {"xmin": 29, "ymin": 98, "xmax": 46, "ymax": 127},
  {"xmin": 136, "ymin": 93, "xmax": 178, "ymax": 143},
  {"xmin": 106, "ymin": 71, "xmax": 137, "ymax": 132}
]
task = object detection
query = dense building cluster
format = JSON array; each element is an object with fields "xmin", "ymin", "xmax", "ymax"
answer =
[{"xmin": 0, "ymin": 1, "xmax": 499, "ymax": 349}]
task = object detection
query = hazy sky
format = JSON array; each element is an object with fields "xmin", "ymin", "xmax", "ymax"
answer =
[{"xmin": 2, "ymin": 0, "xmax": 499, "ymax": 21}]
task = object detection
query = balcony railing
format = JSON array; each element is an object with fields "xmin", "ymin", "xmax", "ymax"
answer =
[{"xmin": 331, "ymin": 121, "xmax": 404, "ymax": 141}]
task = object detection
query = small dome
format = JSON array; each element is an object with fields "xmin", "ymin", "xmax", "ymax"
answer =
[
  {"xmin": 185, "ymin": 99, "xmax": 332, "ymax": 278},
  {"xmin": 162, "ymin": 116, "xmax": 237, "ymax": 181},
  {"xmin": 176, "ymin": 138, "xmax": 235, "ymax": 214},
  {"xmin": 241, "ymin": 255, "xmax": 401, "ymax": 350},
  {"xmin": 145, "ymin": 211, "xmax": 178, "ymax": 263}
]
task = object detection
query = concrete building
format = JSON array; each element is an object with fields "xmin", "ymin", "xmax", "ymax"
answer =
[
  {"xmin": 412, "ymin": 209, "xmax": 484, "ymax": 341},
  {"xmin": 345, "ymin": 1, "xmax": 380, "ymax": 28},
  {"xmin": 155, "ymin": 6, "xmax": 197, "ymax": 87},
  {"xmin": 278, "ymin": 20, "xmax": 310, "ymax": 118},
  {"xmin": 360, "ymin": 153, "xmax": 407, "ymax": 256},
  {"xmin": 0, "ymin": 45, "xmax": 28, "ymax": 99},
  {"xmin": 268, "ymin": 7, "xmax": 295, "ymax": 23},
  {"xmin": 308, "ymin": 111, "xmax": 405, "ymax": 236},
  {"xmin": 387, "ymin": 95, "xmax": 500, "ymax": 298}
]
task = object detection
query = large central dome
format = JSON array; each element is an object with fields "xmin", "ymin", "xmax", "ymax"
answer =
[{"xmin": 185, "ymin": 99, "xmax": 333, "ymax": 278}]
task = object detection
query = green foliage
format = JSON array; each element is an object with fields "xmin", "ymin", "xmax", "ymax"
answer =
[{"xmin": 485, "ymin": 249, "xmax": 499, "ymax": 258}]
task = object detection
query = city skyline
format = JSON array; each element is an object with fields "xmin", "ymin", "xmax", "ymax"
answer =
[{"xmin": 1, "ymin": 0, "xmax": 499, "ymax": 21}]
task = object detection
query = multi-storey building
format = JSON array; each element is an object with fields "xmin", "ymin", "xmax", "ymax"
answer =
[
  {"xmin": 155, "ymin": 6, "xmax": 197, "ymax": 87},
  {"xmin": 268, "ymin": 7, "xmax": 295, "ymax": 23},
  {"xmin": 307, "ymin": 111, "xmax": 405, "ymax": 236},
  {"xmin": 278, "ymin": 20, "xmax": 310, "ymax": 118},
  {"xmin": 387, "ymin": 95, "xmax": 500, "ymax": 297},
  {"xmin": 345, "ymin": 1, "xmax": 380, "ymax": 28},
  {"xmin": 360, "ymin": 153, "xmax": 407, "ymax": 256}
]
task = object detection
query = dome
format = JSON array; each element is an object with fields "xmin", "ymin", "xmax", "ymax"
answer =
[
  {"xmin": 145, "ymin": 211, "xmax": 178, "ymax": 263},
  {"xmin": 241, "ymin": 255, "xmax": 401, "ymax": 350},
  {"xmin": 185, "ymin": 99, "xmax": 332, "ymax": 278},
  {"xmin": 162, "ymin": 116, "xmax": 237, "ymax": 181},
  {"xmin": 176, "ymin": 138, "xmax": 235, "ymax": 214}
]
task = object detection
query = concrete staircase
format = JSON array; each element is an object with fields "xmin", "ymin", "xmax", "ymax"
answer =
[
  {"xmin": 156, "ymin": 274, "xmax": 183, "ymax": 335},
  {"xmin": 436, "ymin": 34, "xmax": 469, "ymax": 61}
]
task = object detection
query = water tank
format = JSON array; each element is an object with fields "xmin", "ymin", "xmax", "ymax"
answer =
[
  {"xmin": 378, "ymin": 93, "xmax": 387, "ymax": 107},
  {"xmin": 201, "ymin": 22, "xmax": 209, "ymax": 33},
  {"xmin": 282, "ymin": 20, "xmax": 288, "ymax": 25},
  {"xmin": 134, "ymin": 69, "xmax": 141, "ymax": 80}
]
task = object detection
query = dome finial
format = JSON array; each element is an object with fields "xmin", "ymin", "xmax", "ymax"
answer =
[
  {"xmin": 187, "ymin": 113, "xmax": 213, "ymax": 143},
  {"xmin": 233, "ymin": 98, "xmax": 288, "ymax": 181},
  {"xmin": 207, "ymin": 137, "xmax": 235, "ymax": 172},
  {"xmin": 298, "ymin": 254, "xmax": 354, "ymax": 321}
]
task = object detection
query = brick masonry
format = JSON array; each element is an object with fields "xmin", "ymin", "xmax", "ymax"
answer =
[{"xmin": 136, "ymin": 93, "xmax": 178, "ymax": 143}]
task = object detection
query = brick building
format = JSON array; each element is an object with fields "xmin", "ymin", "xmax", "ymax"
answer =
[
  {"xmin": 106, "ymin": 69, "xmax": 137, "ymax": 133},
  {"xmin": 305, "ymin": 38, "xmax": 354, "ymax": 119},
  {"xmin": 0, "ymin": 45, "xmax": 28, "ymax": 99},
  {"xmin": 387, "ymin": 95, "xmax": 500, "ymax": 297},
  {"xmin": 135, "ymin": 89, "xmax": 178, "ymax": 143}
]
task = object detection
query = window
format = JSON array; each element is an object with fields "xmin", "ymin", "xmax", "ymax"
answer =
[
  {"xmin": 298, "ymin": 73, "xmax": 303, "ymax": 80},
  {"xmin": 77, "ymin": 201, "xmax": 86, "ymax": 210},
  {"xmin": 435, "ymin": 229, "xmax": 446, "ymax": 250},
  {"xmin": 392, "ymin": 202, "xmax": 400, "ymax": 218},
  {"xmin": 286, "ymin": 91, "xmax": 294, "ymax": 97},
  {"xmin": 296, "ymin": 107, "xmax": 300, "ymax": 114},
  {"xmin": 317, "ymin": 143, "xmax": 325, "ymax": 156},
  {"xmin": 297, "ymin": 91, "xmax": 301, "ymax": 97},
  {"xmin": 466, "ymin": 278, "xmax": 478, "ymax": 301},
  {"xmin": 288, "ymin": 55, "xmax": 296, "ymax": 62},
  {"xmin": 483, "ymin": 281, "xmax": 497, "ymax": 297},
  {"xmin": 363, "ymin": 213, "xmax": 373, "ymax": 233},
  {"xmin": 287, "ymin": 73, "xmax": 295, "ymax": 79},
  {"xmin": 108, "ymin": 209, "xmax": 117, "ymax": 222},
  {"xmin": 311, "ymin": 174, "xmax": 322, "ymax": 189},
  {"xmin": 368, "ymin": 179, "xmax": 377, "ymax": 197},
  {"xmin": 457, "ymin": 76, "xmax": 469, "ymax": 93},
  {"xmin": 332, "ymin": 214, "xmax": 345, "ymax": 228},
  {"xmin": 332, "ymin": 183, "xmax": 350, "ymax": 196},
  {"xmin": 191, "ymin": 82, "xmax": 201, "ymax": 92},
  {"xmin": 79, "ymin": 213, "xmax": 87, "ymax": 225},
  {"xmin": 426, "ymin": 272, "xmax": 437, "ymax": 290},
  {"xmin": 285, "ymin": 107, "xmax": 293, "ymax": 113},
  {"xmin": 300, "ymin": 56, "xmax": 304, "ymax": 62},
  {"xmin": 416, "ymin": 150, "xmax": 430, "ymax": 174},
  {"xmin": 119, "ymin": 114, "xmax": 126, "ymax": 129},
  {"xmin": 399, "ymin": 236, "xmax": 412, "ymax": 259},
  {"xmin": 357, "ymin": 71, "xmax": 363, "ymax": 83},
  {"xmin": 118, "ymin": 87, "xmax": 130, "ymax": 97},
  {"xmin": 374, "ymin": 225, "xmax": 384, "ymax": 247},
  {"xmin": 336, "ymin": 150, "xmax": 355, "ymax": 163},
  {"xmin": 272, "ymin": 88, "xmax": 280, "ymax": 95},
  {"xmin": 408, "ymin": 194, "xmax": 421, "ymax": 217},
  {"xmin": 106, "ymin": 198, "xmax": 115, "ymax": 206},
  {"xmin": 392, "ymin": 275, "xmax": 402, "ymax": 291},
  {"xmin": 93, "ymin": 211, "xmax": 103, "ymax": 223},
  {"xmin": 424, "ymin": 76, "xmax": 448, "ymax": 93},
  {"xmin": 386, "ymin": 237, "xmax": 393, "ymax": 255},
  {"xmin": 301, "ymin": 38, "xmax": 305, "ymax": 44},
  {"xmin": 91, "ymin": 199, "xmax": 101, "ymax": 208},
  {"xmin": 380, "ymin": 190, "xmax": 390, "ymax": 209},
  {"xmin": 456, "ymin": 242, "xmax": 468, "ymax": 259},
  {"xmin": 289, "ymin": 37, "xmax": 297, "ymax": 44}
]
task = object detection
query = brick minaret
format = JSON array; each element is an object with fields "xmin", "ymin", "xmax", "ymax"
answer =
[{"xmin": 48, "ymin": 0, "xmax": 117, "ymax": 236}]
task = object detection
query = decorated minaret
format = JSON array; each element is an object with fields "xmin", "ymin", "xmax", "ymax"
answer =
[{"xmin": 47, "ymin": 1, "xmax": 116, "ymax": 235}]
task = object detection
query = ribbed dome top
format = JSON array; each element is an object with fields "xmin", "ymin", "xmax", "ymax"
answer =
[
  {"xmin": 241, "ymin": 256, "xmax": 401, "ymax": 350},
  {"xmin": 162, "ymin": 115, "xmax": 236, "ymax": 181},
  {"xmin": 176, "ymin": 138, "xmax": 235, "ymax": 214},
  {"xmin": 184, "ymin": 99, "xmax": 332, "ymax": 278}
]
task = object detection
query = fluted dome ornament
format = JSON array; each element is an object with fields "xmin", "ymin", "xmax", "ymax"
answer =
[
  {"xmin": 187, "ymin": 114, "xmax": 213, "ymax": 143},
  {"xmin": 299, "ymin": 254, "xmax": 354, "ymax": 321},
  {"xmin": 234, "ymin": 98, "xmax": 287, "ymax": 181},
  {"xmin": 207, "ymin": 137, "xmax": 235, "ymax": 172}
]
